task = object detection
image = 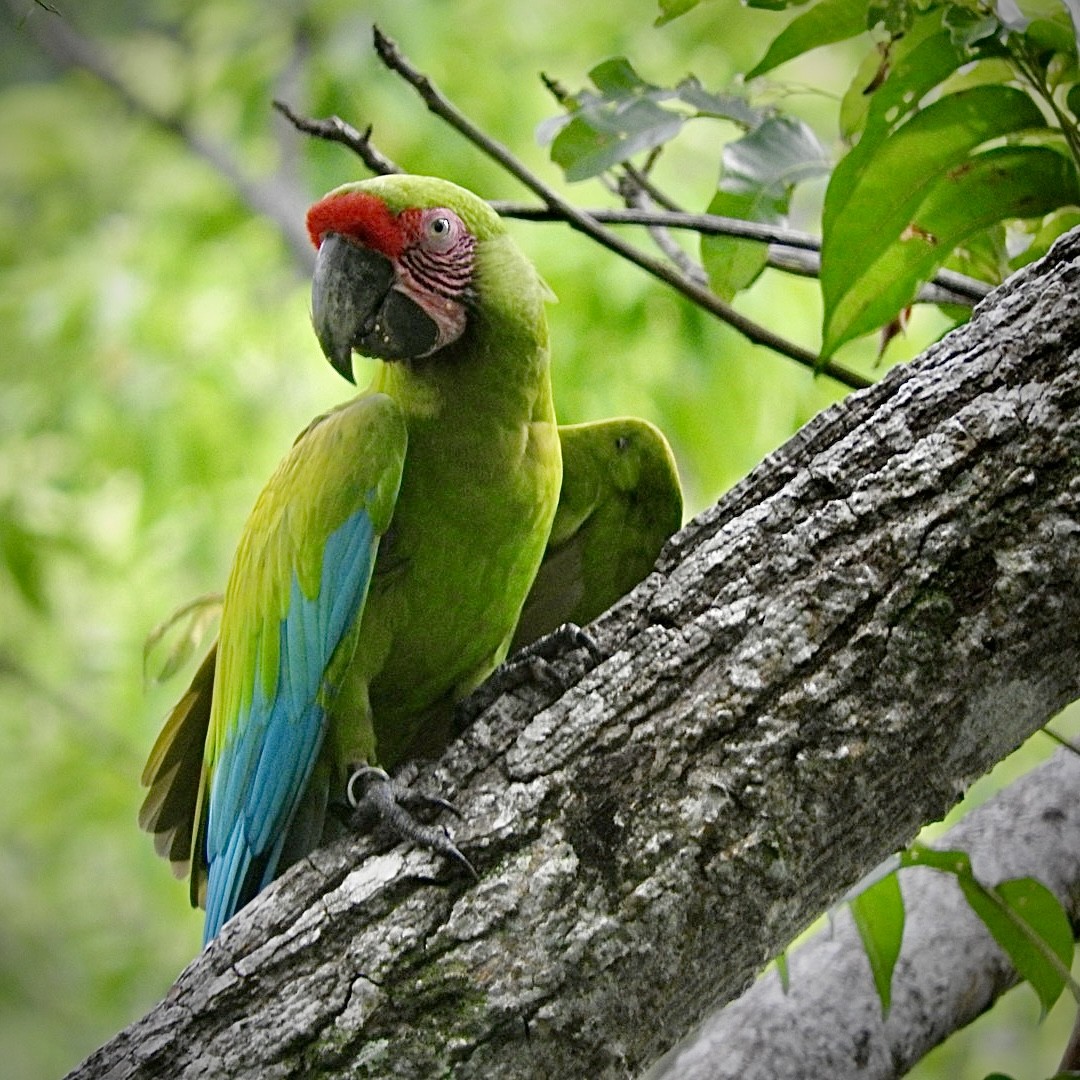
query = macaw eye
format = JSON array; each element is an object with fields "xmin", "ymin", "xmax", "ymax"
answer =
[{"xmin": 423, "ymin": 210, "xmax": 462, "ymax": 252}]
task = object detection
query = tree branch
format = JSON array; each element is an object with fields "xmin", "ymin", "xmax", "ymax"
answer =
[
  {"xmin": 67, "ymin": 223, "xmax": 1080, "ymax": 1079},
  {"xmin": 271, "ymin": 99, "xmax": 403, "ymax": 177},
  {"xmin": 644, "ymin": 744, "xmax": 1080, "ymax": 1079},
  {"xmin": 369, "ymin": 27, "xmax": 871, "ymax": 391},
  {"xmin": 490, "ymin": 204, "xmax": 988, "ymax": 307}
]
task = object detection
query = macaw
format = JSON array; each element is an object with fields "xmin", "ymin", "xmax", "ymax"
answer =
[
  {"xmin": 140, "ymin": 176, "xmax": 562, "ymax": 943},
  {"xmin": 141, "ymin": 172, "xmax": 682, "ymax": 941}
]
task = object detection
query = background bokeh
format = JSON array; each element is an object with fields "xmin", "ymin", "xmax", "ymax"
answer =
[{"xmin": 0, "ymin": 1, "xmax": 1074, "ymax": 1076}]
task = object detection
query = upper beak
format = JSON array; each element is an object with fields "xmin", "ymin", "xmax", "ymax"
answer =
[{"xmin": 310, "ymin": 233, "xmax": 395, "ymax": 384}]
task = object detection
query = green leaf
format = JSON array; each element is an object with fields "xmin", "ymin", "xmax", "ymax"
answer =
[
  {"xmin": 900, "ymin": 843, "xmax": 972, "ymax": 874},
  {"xmin": 825, "ymin": 25, "xmax": 1005, "ymax": 234},
  {"xmin": 702, "ymin": 191, "xmax": 774, "ymax": 299},
  {"xmin": 589, "ymin": 57, "xmax": 651, "ymax": 96},
  {"xmin": 837, "ymin": 13, "xmax": 968, "ymax": 147},
  {"xmin": 1009, "ymin": 206, "xmax": 1080, "ymax": 269},
  {"xmin": 722, "ymin": 114, "xmax": 830, "ymax": 193},
  {"xmin": 825, "ymin": 79, "xmax": 1046, "ymax": 286},
  {"xmin": 547, "ymin": 58, "xmax": 693, "ymax": 181},
  {"xmin": 550, "ymin": 114, "xmax": 682, "ymax": 182},
  {"xmin": 746, "ymin": 0, "xmax": 869, "ymax": 79},
  {"xmin": 943, "ymin": 223, "xmax": 1010, "ymax": 286},
  {"xmin": 901, "ymin": 847, "xmax": 1076, "ymax": 1019},
  {"xmin": 655, "ymin": 0, "xmax": 704, "ymax": 25},
  {"xmin": 675, "ymin": 77, "xmax": 769, "ymax": 128},
  {"xmin": 702, "ymin": 116, "xmax": 830, "ymax": 299},
  {"xmin": 1024, "ymin": 16, "xmax": 1076, "ymax": 57},
  {"xmin": 868, "ymin": 0, "xmax": 914, "ymax": 36},
  {"xmin": 0, "ymin": 514, "xmax": 49, "ymax": 612},
  {"xmin": 823, "ymin": 143, "xmax": 1080, "ymax": 354},
  {"xmin": 958, "ymin": 876, "xmax": 1074, "ymax": 1016},
  {"xmin": 838, "ymin": 45, "xmax": 888, "ymax": 144},
  {"xmin": 546, "ymin": 60, "xmax": 765, "ymax": 181},
  {"xmin": 775, "ymin": 948, "xmax": 791, "ymax": 992},
  {"xmin": 821, "ymin": 83, "xmax": 1050, "ymax": 352},
  {"xmin": 942, "ymin": 3, "xmax": 1003, "ymax": 49},
  {"xmin": 747, "ymin": 0, "xmax": 813, "ymax": 10},
  {"xmin": 850, "ymin": 872, "xmax": 905, "ymax": 1015}
]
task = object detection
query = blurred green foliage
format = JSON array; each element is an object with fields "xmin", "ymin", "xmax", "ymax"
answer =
[{"xmin": 0, "ymin": 0, "xmax": 1072, "ymax": 1076}]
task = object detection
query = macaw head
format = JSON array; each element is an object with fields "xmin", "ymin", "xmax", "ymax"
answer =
[{"xmin": 306, "ymin": 175, "xmax": 506, "ymax": 382}]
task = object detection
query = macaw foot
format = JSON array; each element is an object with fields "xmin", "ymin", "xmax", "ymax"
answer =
[
  {"xmin": 346, "ymin": 765, "xmax": 478, "ymax": 879},
  {"xmin": 506, "ymin": 621, "xmax": 604, "ymax": 692}
]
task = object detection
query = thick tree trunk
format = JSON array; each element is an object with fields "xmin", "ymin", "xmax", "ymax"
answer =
[{"xmin": 71, "ymin": 229, "xmax": 1080, "ymax": 1079}]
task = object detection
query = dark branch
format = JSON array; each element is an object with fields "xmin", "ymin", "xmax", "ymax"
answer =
[
  {"xmin": 273, "ymin": 89, "xmax": 986, "ymax": 314},
  {"xmin": 490, "ymin": 204, "xmax": 990, "ymax": 306},
  {"xmin": 369, "ymin": 26, "xmax": 871, "ymax": 391},
  {"xmin": 617, "ymin": 177, "xmax": 711, "ymax": 288},
  {"xmin": 271, "ymin": 100, "xmax": 402, "ymax": 176}
]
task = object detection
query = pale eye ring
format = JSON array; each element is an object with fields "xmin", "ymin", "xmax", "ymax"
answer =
[{"xmin": 424, "ymin": 211, "xmax": 460, "ymax": 251}]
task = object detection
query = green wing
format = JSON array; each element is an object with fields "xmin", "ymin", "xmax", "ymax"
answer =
[
  {"xmin": 140, "ymin": 393, "xmax": 406, "ymax": 940},
  {"xmin": 511, "ymin": 418, "xmax": 682, "ymax": 651}
]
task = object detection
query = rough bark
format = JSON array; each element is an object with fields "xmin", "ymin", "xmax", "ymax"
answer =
[
  {"xmin": 644, "ymin": 745, "xmax": 1080, "ymax": 1080},
  {"xmin": 71, "ymin": 230, "xmax": 1080, "ymax": 1079}
]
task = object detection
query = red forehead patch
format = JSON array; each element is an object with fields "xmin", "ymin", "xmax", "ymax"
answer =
[{"xmin": 305, "ymin": 191, "xmax": 404, "ymax": 257}]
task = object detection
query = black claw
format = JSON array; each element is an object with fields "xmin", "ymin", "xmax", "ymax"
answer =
[
  {"xmin": 505, "ymin": 621, "xmax": 604, "ymax": 690},
  {"xmin": 562, "ymin": 623, "xmax": 604, "ymax": 664},
  {"xmin": 346, "ymin": 766, "xmax": 477, "ymax": 879}
]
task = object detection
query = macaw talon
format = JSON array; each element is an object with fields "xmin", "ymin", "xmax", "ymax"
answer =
[
  {"xmin": 346, "ymin": 765, "xmax": 477, "ymax": 879},
  {"xmin": 554, "ymin": 622, "xmax": 605, "ymax": 664},
  {"xmin": 503, "ymin": 621, "xmax": 605, "ymax": 696}
]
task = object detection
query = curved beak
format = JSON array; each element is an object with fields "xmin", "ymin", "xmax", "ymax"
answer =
[{"xmin": 310, "ymin": 233, "xmax": 395, "ymax": 384}]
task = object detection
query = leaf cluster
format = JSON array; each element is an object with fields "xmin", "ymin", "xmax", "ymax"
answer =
[
  {"xmin": 547, "ymin": 0, "xmax": 1080, "ymax": 359},
  {"xmin": 850, "ymin": 844, "xmax": 1077, "ymax": 1027}
]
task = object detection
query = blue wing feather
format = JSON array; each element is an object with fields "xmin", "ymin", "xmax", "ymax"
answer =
[{"xmin": 202, "ymin": 507, "xmax": 380, "ymax": 942}]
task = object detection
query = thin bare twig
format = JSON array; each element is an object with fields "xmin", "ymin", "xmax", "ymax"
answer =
[
  {"xmin": 617, "ymin": 174, "xmax": 710, "ymax": 288},
  {"xmin": 621, "ymin": 160, "xmax": 686, "ymax": 214},
  {"xmin": 490, "ymin": 204, "xmax": 990, "ymax": 306},
  {"xmin": 370, "ymin": 26, "xmax": 871, "ymax": 391},
  {"xmin": 274, "ymin": 98, "xmax": 988, "ymax": 315},
  {"xmin": 272, "ymin": 100, "xmax": 402, "ymax": 176}
]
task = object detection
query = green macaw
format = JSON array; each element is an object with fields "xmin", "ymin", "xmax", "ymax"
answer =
[
  {"xmin": 141, "ymin": 176, "xmax": 562, "ymax": 942},
  {"xmin": 139, "ymin": 176, "xmax": 684, "ymax": 944}
]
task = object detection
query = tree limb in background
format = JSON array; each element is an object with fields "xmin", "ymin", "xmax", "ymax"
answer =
[
  {"xmin": 65, "ymin": 208, "xmax": 1080, "ymax": 1080},
  {"xmin": 644, "ymin": 746, "xmax": 1080, "ymax": 1080},
  {"xmin": 12, "ymin": 0, "xmax": 315, "ymax": 272}
]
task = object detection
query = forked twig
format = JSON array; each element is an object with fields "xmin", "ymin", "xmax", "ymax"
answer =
[{"xmin": 272, "ymin": 100, "xmax": 402, "ymax": 175}]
